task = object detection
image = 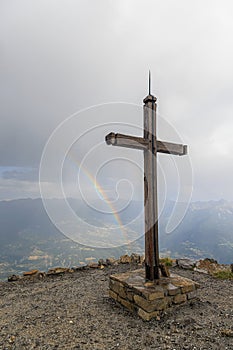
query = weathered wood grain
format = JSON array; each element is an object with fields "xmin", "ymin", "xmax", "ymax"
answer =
[{"xmin": 105, "ymin": 93, "xmax": 188, "ymax": 281}]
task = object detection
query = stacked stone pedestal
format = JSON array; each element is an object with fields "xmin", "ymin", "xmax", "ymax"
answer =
[{"xmin": 109, "ymin": 269, "xmax": 200, "ymax": 321}]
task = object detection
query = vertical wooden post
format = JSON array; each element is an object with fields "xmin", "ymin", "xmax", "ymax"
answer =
[
  {"xmin": 143, "ymin": 94, "xmax": 160, "ymax": 280},
  {"xmin": 105, "ymin": 83, "xmax": 187, "ymax": 281}
]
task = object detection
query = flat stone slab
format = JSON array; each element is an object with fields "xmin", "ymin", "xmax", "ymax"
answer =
[{"xmin": 109, "ymin": 269, "xmax": 200, "ymax": 321}]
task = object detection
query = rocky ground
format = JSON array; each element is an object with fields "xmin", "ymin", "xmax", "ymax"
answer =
[{"xmin": 0, "ymin": 263, "xmax": 232, "ymax": 350}]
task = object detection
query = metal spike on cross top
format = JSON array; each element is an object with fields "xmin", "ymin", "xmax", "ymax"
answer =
[{"xmin": 105, "ymin": 73, "xmax": 187, "ymax": 281}]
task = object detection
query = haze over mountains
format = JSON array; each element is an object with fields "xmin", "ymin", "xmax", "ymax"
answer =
[{"xmin": 0, "ymin": 198, "xmax": 232, "ymax": 280}]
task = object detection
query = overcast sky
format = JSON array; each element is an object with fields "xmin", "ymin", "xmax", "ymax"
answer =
[{"xmin": 1, "ymin": 0, "xmax": 233, "ymax": 203}]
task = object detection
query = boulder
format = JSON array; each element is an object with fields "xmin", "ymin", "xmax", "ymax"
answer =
[
  {"xmin": 23, "ymin": 269, "xmax": 39, "ymax": 276},
  {"xmin": 47, "ymin": 267, "xmax": 74, "ymax": 276},
  {"xmin": 118, "ymin": 254, "xmax": 144, "ymax": 264},
  {"xmin": 98, "ymin": 259, "xmax": 107, "ymax": 266},
  {"xmin": 194, "ymin": 258, "xmax": 228, "ymax": 275},
  {"xmin": 119, "ymin": 255, "xmax": 131, "ymax": 264},
  {"xmin": 106, "ymin": 257, "xmax": 117, "ymax": 266},
  {"xmin": 23, "ymin": 270, "xmax": 45, "ymax": 280},
  {"xmin": 8, "ymin": 274, "xmax": 20, "ymax": 282},
  {"xmin": 176, "ymin": 258, "xmax": 196, "ymax": 270},
  {"xmin": 88, "ymin": 263, "xmax": 99, "ymax": 269},
  {"xmin": 221, "ymin": 329, "xmax": 233, "ymax": 337},
  {"xmin": 130, "ymin": 253, "xmax": 141, "ymax": 264}
]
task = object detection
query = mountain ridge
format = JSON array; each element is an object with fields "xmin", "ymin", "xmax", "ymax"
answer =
[{"xmin": 0, "ymin": 198, "xmax": 232, "ymax": 279}]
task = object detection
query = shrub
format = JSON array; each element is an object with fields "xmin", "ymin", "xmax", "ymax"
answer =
[
  {"xmin": 159, "ymin": 257, "xmax": 173, "ymax": 267},
  {"xmin": 213, "ymin": 270, "xmax": 233, "ymax": 279}
]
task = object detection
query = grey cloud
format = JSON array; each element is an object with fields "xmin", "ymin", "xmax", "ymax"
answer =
[
  {"xmin": 0, "ymin": 0, "xmax": 233, "ymax": 200},
  {"xmin": 1, "ymin": 167, "xmax": 38, "ymax": 182}
]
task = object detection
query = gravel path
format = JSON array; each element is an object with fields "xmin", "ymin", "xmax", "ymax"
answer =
[{"xmin": 0, "ymin": 265, "xmax": 232, "ymax": 350}]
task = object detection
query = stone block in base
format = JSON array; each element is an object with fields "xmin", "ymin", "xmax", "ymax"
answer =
[{"xmin": 109, "ymin": 269, "xmax": 200, "ymax": 321}]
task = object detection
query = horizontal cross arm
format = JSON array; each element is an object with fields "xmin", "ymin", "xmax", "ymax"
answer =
[
  {"xmin": 157, "ymin": 140, "xmax": 187, "ymax": 156},
  {"xmin": 105, "ymin": 132, "xmax": 149, "ymax": 151},
  {"xmin": 105, "ymin": 133, "xmax": 187, "ymax": 155}
]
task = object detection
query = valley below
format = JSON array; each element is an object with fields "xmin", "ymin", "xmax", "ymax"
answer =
[{"xmin": 0, "ymin": 198, "xmax": 232, "ymax": 280}]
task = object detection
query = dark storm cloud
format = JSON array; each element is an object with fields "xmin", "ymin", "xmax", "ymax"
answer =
[{"xmin": 0, "ymin": 0, "xmax": 233, "ymax": 200}]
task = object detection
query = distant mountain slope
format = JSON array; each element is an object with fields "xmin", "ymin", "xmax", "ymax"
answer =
[
  {"xmin": 0, "ymin": 198, "xmax": 138, "ymax": 280},
  {"xmin": 0, "ymin": 198, "xmax": 232, "ymax": 279},
  {"xmin": 159, "ymin": 200, "xmax": 233, "ymax": 264}
]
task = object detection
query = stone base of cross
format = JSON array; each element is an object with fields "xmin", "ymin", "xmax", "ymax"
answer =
[{"xmin": 105, "ymin": 93, "xmax": 187, "ymax": 281}]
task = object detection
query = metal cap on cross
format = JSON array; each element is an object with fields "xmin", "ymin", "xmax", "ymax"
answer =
[{"xmin": 105, "ymin": 75, "xmax": 187, "ymax": 281}]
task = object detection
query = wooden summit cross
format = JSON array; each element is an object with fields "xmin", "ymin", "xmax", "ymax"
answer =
[{"xmin": 105, "ymin": 74, "xmax": 187, "ymax": 281}]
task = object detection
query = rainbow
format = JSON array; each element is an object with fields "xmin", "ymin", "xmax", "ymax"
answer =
[{"xmin": 65, "ymin": 153, "xmax": 132, "ymax": 247}]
